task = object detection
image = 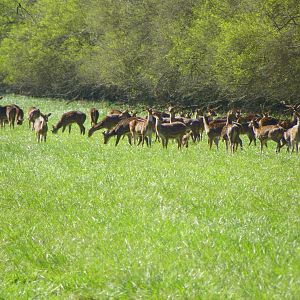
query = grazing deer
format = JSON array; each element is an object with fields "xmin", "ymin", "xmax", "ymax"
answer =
[
  {"xmin": 90, "ymin": 108, "xmax": 99, "ymax": 126},
  {"xmin": 34, "ymin": 113, "xmax": 51, "ymax": 142},
  {"xmin": 154, "ymin": 115, "xmax": 188, "ymax": 149},
  {"xmin": 28, "ymin": 107, "xmax": 41, "ymax": 130},
  {"xmin": 88, "ymin": 110, "xmax": 131, "ymax": 137},
  {"xmin": 6, "ymin": 105, "xmax": 17, "ymax": 128},
  {"xmin": 102, "ymin": 117, "xmax": 137, "ymax": 146},
  {"xmin": 129, "ymin": 108, "xmax": 154, "ymax": 146},
  {"xmin": 3, "ymin": 104, "xmax": 24, "ymax": 128},
  {"xmin": 52, "ymin": 111, "xmax": 86, "ymax": 135},
  {"xmin": 202, "ymin": 115, "xmax": 226, "ymax": 150},
  {"xmin": 249, "ymin": 119, "xmax": 285, "ymax": 153},
  {"xmin": 15, "ymin": 105, "xmax": 24, "ymax": 125}
]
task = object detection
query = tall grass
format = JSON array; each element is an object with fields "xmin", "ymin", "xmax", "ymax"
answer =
[{"xmin": 0, "ymin": 95, "xmax": 299, "ymax": 299}]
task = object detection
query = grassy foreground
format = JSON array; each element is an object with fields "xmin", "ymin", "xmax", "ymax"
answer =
[{"xmin": 0, "ymin": 95, "xmax": 299, "ymax": 299}]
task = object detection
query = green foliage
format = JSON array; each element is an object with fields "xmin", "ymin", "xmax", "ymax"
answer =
[
  {"xmin": 0, "ymin": 95, "xmax": 300, "ymax": 298},
  {"xmin": 0, "ymin": 0, "xmax": 300, "ymax": 107}
]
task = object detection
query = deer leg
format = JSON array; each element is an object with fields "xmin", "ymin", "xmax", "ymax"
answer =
[
  {"xmin": 209, "ymin": 138, "xmax": 213, "ymax": 150},
  {"xmin": 69, "ymin": 125, "xmax": 72, "ymax": 134},
  {"xmin": 115, "ymin": 135, "xmax": 121, "ymax": 146},
  {"xmin": 81, "ymin": 124, "xmax": 85, "ymax": 135},
  {"xmin": 62, "ymin": 125, "xmax": 66, "ymax": 133}
]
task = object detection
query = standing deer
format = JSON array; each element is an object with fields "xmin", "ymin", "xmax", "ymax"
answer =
[
  {"xmin": 28, "ymin": 107, "xmax": 41, "ymax": 130},
  {"xmin": 129, "ymin": 108, "xmax": 154, "ymax": 146},
  {"xmin": 202, "ymin": 115, "xmax": 226, "ymax": 150},
  {"xmin": 221, "ymin": 111, "xmax": 242, "ymax": 153},
  {"xmin": 52, "ymin": 111, "xmax": 86, "ymax": 135},
  {"xmin": 249, "ymin": 119, "xmax": 285, "ymax": 153},
  {"xmin": 90, "ymin": 108, "xmax": 99, "ymax": 127},
  {"xmin": 283, "ymin": 109, "xmax": 300, "ymax": 153},
  {"xmin": 34, "ymin": 113, "xmax": 51, "ymax": 142},
  {"xmin": 154, "ymin": 115, "xmax": 188, "ymax": 149}
]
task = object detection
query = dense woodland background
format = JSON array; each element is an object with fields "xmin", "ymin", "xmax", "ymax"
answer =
[{"xmin": 0, "ymin": 0, "xmax": 299, "ymax": 110}]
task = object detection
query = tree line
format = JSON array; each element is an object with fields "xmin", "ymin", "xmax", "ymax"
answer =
[{"xmin": 0, "ymin": 0, "xmax": 299, "ymax": 110}]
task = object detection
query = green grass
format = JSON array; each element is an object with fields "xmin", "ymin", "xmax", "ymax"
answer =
[{"xmin": 0, "ymin": 95, "xmax": 299, "ymax": 299}]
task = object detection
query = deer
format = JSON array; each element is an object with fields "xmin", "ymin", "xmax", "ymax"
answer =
[
  {"xmin": 248, "ymin": 119, "xmax": 285, "ymax": 153},
  {"xmin": 0, "ymin": 106, "xmax": 7, "ymax": 127},
  {"xmin": 235, "ymin": 110, "xmax": 257, "ymax": 146},
  {"xmin": 258, "ymin": 111, "xmax": 278, "ymax": 126},
  {"xmin": 107, "ymin": 109, "xmax": 123, "ymax": 115},
  {"xmin": 90, "ymin": 108, "xmax": 99, "ymax": 127},
  {"xmin": 202, "ymin": 114, "xmax": 226, "ymax": 150},
  {"xmin": 283, "ymin": 109, "xmax": 300, "ymax": 153},
  {"xmin": 3, "ymin": 104, "xmax": 24, "ymax": 128},
  {"xmin": 221, "ymin": 111, "xmax": 242, "ymax": 153},
  {"xmin": 129, "ymin": 108, "xmax": 154, "ymax": 146},
  {"xmin": 52, "ymin": 111, "xmax": 86, "ymax": 135},
  {"xmin": 34, "ymin": 113, "xmax": 51, "ymax": 142},
  {"xmin": 28, "ymin": 107, "xmax": 41, "ymax": 130},
  {"xmin": 6, "ymin": 105, "xmax": 17, "ymax": 128},
  {"xmin": 153, "ymin": 115, "xmax": 188, "ymax": 149},
  {"xmin": 102, "ymin": 117, "xmax": 138, "ymax": 146},
  {"xmin": 88, "ymin": 110, "xmax": 131, "ymax": 137}
]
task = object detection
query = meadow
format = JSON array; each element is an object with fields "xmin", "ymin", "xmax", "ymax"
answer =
[{"xmin": 0, "ymin": 95, "xmax": 299, "ymax": 299}]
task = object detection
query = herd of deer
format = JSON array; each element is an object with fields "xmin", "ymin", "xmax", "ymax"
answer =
[{"xmin": 0, "ymin": 97, "xmax": 300, "ymax": 154}]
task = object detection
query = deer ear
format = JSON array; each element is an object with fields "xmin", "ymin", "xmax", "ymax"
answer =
[{"xmin": 48, "ymin": 113, "xmax": 52, "ymax": 117}]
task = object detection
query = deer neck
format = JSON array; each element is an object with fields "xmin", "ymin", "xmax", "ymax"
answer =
[{"xmin": 202, "ymin": 116, "xmax": 210, "ymax": 133}]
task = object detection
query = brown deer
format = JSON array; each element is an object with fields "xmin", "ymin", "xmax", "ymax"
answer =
[
  {"xmin": 221, "ymin": 112, "xmax": 242, "ymax": 153},
  {"xmin": 202, "ymin": 115, "xmax": 226, "ymax": 150},
  {"xmin": 52, "ymin": 111, "xmax": 86, "ymax": 135},
  {"xmin": 0, "ymin": 106, "xmax": 7, "ymax": 127},
  {"xmin": 28, "ymin": 107, "xmax": 41, "ymax": 129},
  {"xmin": 283, "ymin": 110, "xmax": 300, "ymax": 153},
  {"xmin": 34, "ymin": 113, "xmax": 51, "ymax": 142},
  {"xmin": 6, "ymin": 105, "xmax": 17, "ymax": 128},
  {"xmin": 102, "ymin": 117, "xmax": 137, "ymax": 146},
  {"xmin": 90, "ymin": 108, "xmax": 99, "ymax": 127},
  {"xmin": 129, "ymin": 108, "xmax": 154, "ymax": 146},
  {"xmin": 258, "ymin": 111, "xmax": 278, "ymax": 127},
  {"xmin": 154, "ymin": 115, "xmax": 188, "ymax": 149},
  {"xmin": 107, "ymin": 109, "xmax": 123, "ymax": 115},
  {"xmin": 88, "ymin": 110, "xmax": 131, "ymax": 137},
  {"xmin": 249, "ymin": 119, "xmax": 285, "ymax": 153},
  {"xmin": 235, "ymin": 110, "xmax": 256, "ymax": 146}
]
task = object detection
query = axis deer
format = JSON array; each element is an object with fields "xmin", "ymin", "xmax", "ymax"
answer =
[
  {"xmin": 153, "ymin": 115, "xmax": 188, "ymax": 149},
  {"xmin": 202, "ymin": 115, "xmax": 226, "ymax": 150},
  {"xmin": 52, "ymin": 111, "xmax": 86, "ymax": 135},
  {"xmin": 129, "ymin": 108, "xmax": 154, "ymax": 146},
  {"xmin": 102, "ymin": 117, "xmax": 137, "ymax": 146},
  {"xmin": 249, "ymin": 119, "xmax": 285, "ymax": 153},
  {"xmin": 88, "ymin": 110, "xmax": 131, "ymax": 137},
  {"xmin": 34, "ymin": 113, "xmax": 51, "ymax": 142},
  {"xmin": 90, "ymin": 108, "xmax": 99, "ymax": 126},
  {"xmin": 28, "ymin": 107, "xmax": 41, "ymax": 129}
]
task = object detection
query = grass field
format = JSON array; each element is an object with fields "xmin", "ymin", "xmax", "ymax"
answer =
[{"xmin": 0, "ymin": 95, "xmax": 299, "ymax": 299}]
